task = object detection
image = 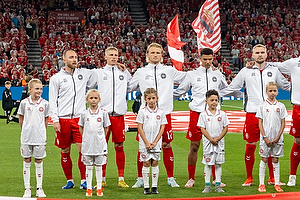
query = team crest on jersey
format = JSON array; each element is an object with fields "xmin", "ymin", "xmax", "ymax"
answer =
[
  {"xmin": 39, "ymin": 107, "xmax": 44, "ymax": 112},
  {"xmin": 78, "ymin": 74, "xmax": 83, "ymax": 80},
  {"xmin": 119, "ymin": 75, "xmax": 124, "ymax": 80},
  {"xmin": 161, "ymin": 73, "xmax": 166, "ymax": 79},
  {"xmin": 197, "ymin": 77, "xmax": 201, "ymax": 82},
  {"xmin": 206, "ymin": 158, "xmax": 211, "ymax": 163},
  {"xmin": 156, "ymin": 115, "xmax": 161, "ymax": 120},
  {"xmin": 212, "ymin": 77, "xmax": 217, "ymax": 82},
  {"xmin": 276, "ymin": 108, "xmax": 280, "ymax": 112},
  {"xmin": 142, "ymin": 154, "xmax": 146, "ymax": 159},
  {"xmin": 218, "ymin": 117, "xmax": 221, "ymax": 121},
  {"xmin": 87, "ymin": 118, "xmax": 89, "ymax": 121},
  {"xmin": 103, "ymin": 76, "xmax": 108, "ymax": 80},
  {"xmin": 97, "ymin": 117, "xmax": 102, "ymax": 122},
  {"xmin": 267, "ymin": 72, "xmax": 272, "ymax": 77},
  {"xmin": 259, "ymin": 148, "xmax": 263, "ymax": 154}
]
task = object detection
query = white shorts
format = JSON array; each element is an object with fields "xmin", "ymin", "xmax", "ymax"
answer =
[
  {"xmin": 202, "ymin": 152, "xmax": 225, "ymax": 165},
  {"xmin": 82, "ymin": 154, "xmax": 107, "ymax": 166},
  {"xmin": 21, "ymin": 144, "xmax": 46, "ymax": 159},
  {"xmin": 259, "ymin": 143, "xmax": 284, "ymax": 158},
  {"xmin": 140, "ymin": 151, "xmax": 161, "ymax": 162}
]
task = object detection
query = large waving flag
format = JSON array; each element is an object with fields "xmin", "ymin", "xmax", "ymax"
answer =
[
  {"xmin": 192, "ymin": 0, "xmax": 221, "ymax": 54},
  {"xmin": 167, "ymin": 14, "xmax": 186, "ymax": 71}
]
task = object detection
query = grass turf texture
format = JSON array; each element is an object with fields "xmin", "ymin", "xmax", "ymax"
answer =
[{"xmin": 0, "ymin": 100, "xmax": 297, "ymax": 199}]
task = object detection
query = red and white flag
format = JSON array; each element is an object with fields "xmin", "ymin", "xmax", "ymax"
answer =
[
  {"xmin": 167, "ymin": 14, "xmax": 186, "ymax": 71},
  {"xmin": 192, "ymin": 0, "xmax": 221, "ymax": 54}
]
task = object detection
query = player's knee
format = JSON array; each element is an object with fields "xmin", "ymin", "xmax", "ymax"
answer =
[
  {"xmin": 114, "ymin": 142, "xmax": 123, "ymax": 148},
  {"xmin": 162, "ymin": 142, "xmax": 171, "ymax": 148},
  {"xmin": 190, "ymin": 142, "xmax": 200, "ymax": 152},
  {"xmin": 294, "ymin": 137, "xmax": 300, "ymax": 144},
  {"xmin": 24, "ymin": 157, "xmax": 31, "ymax": 163},
  {"xmin": 143, "ymin": 161, "xmax": 150, "ymax": 167},
  {"xmin": 61, "ymin": 147, "xmax": 70, "ymax": 153},
  {"xmin": 35, "ymin": 158, "xmax": 42, "ymax": 163},
  {"xmin": 261, "ymin": 157, "xmax": 268, "ymax": 163},
  {"xmin": 272, "ymin": 157, "xmax": 279, "ymax": 163}
]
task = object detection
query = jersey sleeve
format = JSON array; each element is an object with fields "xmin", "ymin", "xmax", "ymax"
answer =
[
  {"xmin": 103, "ymin": 111, "xmax": 111, "ymax": 128},
  {"xmin": 173, "ymin": 72, "xmax": 191, "ymax": 99},
  {"xmin": 136, "ymin": 109, "xmax": 144, "ymax": 124},
  {"xmin": 127, "ymin": 70, "xmax": 140, "ymax": 93},
  {"xmin": 78, "ymin": 112, "xmax": 85, "ymax": 127},
  {"xmin": 276, "ymin": 60, "xmax": 292, "ymax": 76},
  {"xmin": 172, "ymin": 67, "xmax": 186, "ymax": 84},
  {"xmin": 221, "ymin": 111, "xmax": 230, "ymax": 127},
  {"xmin": 17, "ymin": 99, "xmax": 26, "ymax": 115},
  {"xmin": 44, "ymin": 100, "xmax": 50, "ymax": 117},
  {"xmin": 161, "ymin": 110, "xmax": 168, "ymax": 125},
  {"xmin": 86, "ymin": 69, "xmax": 98, "ymax": 90},
  {"xmin": 49, "ymin": 75, "xmax": 60, "ymax": 123},
  {"xmin": 275, "ymin": 68, "xmax": 290, "ymax": 91},
  {"xmin": 255, "ymin": 103, "xmax": 263, "ymax": 119},
  {"xmin": 197, "ymin": 112, "xmax": 206, "ymax": 128},
  {"xmin": 219, "ymin": 69, "xmax": 245, "ymax": 97},
  {"xmin": 280, "ymin": 103, "xmax": 288, "ymax": 119}
]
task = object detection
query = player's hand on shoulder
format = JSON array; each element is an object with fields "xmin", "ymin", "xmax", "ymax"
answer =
[
  {"xmin": 117, "ymin": 63, "xmax": 126, "ymax": 71},
  {"xmin": 246, "ymin": 61, "xmax": 255, "ymax": 69}
]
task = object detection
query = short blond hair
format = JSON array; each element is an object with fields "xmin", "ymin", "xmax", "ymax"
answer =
[
  {"xmin": 28, "ymin": 79, "xmax": 42, "ymax": 89},
  {"xmin": 105, "ymin": 47, "xmax": 118, "ymax": 56},
  {"xmin": 86, "ymin": 89, "xmax": 101, "ymax": 100},
  {"xmin": 146, "ymin": 43, "xmax": 164, "ymax": 63},
  {"xmin": 266, "ymin": 81, "xmax": 278, "ymax": 90},
  {"xmin": 253, "ymin": 44, "xmax": 266, "ymax": 51}
]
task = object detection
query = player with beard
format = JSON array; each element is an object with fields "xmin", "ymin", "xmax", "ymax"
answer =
[{"xmin": 219, "ymin": 44, "xmax": 290, "ymax": 186}]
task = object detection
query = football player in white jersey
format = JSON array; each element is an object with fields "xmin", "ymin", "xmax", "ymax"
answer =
[
  {"xmin": 198, "ymin": 90, "xmax": 229, "ymax": 193},
  {"xmin": 256, "ymin": 82, "xmax": 287, "ymax": 193},
  {"xmin": 18, "ymin": 79, "xmax": 49, "ymax": 198},
  {"xmin": 136, "ymin": 88, "xmax": 167, "ymax": 195},
  {"xmin": 79, "ymin": 89, "xmax": 110, "ymax": 197}
]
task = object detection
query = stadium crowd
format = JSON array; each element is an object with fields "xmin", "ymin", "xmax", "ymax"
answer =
[{"xmin": 0, "ymin": 0, "xmax": 299, "ymax": 87}]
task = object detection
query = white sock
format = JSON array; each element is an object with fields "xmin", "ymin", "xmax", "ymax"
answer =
[
  {"xmin": 152, "ymin": 166, "xmax": 159, "ymax": 187},
  {"xmin": 95, "ymin": 165, "xmax": 102, "ymax": 189},
  {"xmin": 86, "ymin": 165, "xmax": 93, "ymax": 189},
  {"xmin": 273, "ymin": 162, "xmax": 280, "ymax": 185},
  {"xmin": 23, "ymin": 162, "xmax": 31, "ymax": 189},
  {"xmin": 204, "ymin": 165, "xmax": 211, "ymax": 184},
  {"xmin": 259, "ymin": 160, "xmax": 267, "ymax": 185},
  {"xmin": 215, "ymin": 164, "xmax": 222, "ymax": 183},
  {"xmin": 118, "ymin": 177, "xmax": 124, "ymax": 181},
  {"xmin": 35, "ymin": 162, "xmax": 43, "ymax": 189},
  {"xmin": 142, "ymin": 166, "xmax": 150, "ymax": 188}
]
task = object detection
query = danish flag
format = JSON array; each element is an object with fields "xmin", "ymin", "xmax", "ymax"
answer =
[
  {"xmin": 192, "ymin": 0, "xmax": 221, "ymax": 53},
  {"xmin": 167, "ymin": 14, "xmax": 186, "ymax": 71}
]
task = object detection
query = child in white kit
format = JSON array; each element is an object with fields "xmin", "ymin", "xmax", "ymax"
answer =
[
  {"xmin": 78, "ymin": 89, "xmax": 110, "ymax": 197},
  {"xmin": 198, "ymin": 89, "xmax": 229, "ymax": 193},
  {"xmin": 256, "ymin": 81, "xmax": 288, "ymax": 193},
  {"xmin": 136, "ymin": 88, "xmax": 167, "ymax": 195},
  {"xmin": 18, "ymin": 79, "xmax": 49, "ymax": 198}
]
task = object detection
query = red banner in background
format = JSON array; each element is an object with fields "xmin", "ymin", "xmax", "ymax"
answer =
[{"xmin": 49, "ymin": 11, "xmax": 85, "ymax": 22}]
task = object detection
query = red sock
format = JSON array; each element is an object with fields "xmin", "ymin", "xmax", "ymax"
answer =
[
  {"xmin": 188, "ymin": 165, "xmax": 196, "ymax": 180},
  {"xmin": 61, "ymin": 152, "xmax": 73, "ymax": 180},
  {"xmin": 78, "ymin": 152, "xmax": 86, "ymax": 180},
  {"xmin": 102, "ymin": 163, "xmax": 107, "ymax": 177},
  {"xmin": 268, "ymin": 155, "xmax": 274, "ymax": 179},
  {"xmin": 137, "ymin": 151, "xmax": 143, "ymax": 178},
  {"xmin": 212, "ymin": 165, "xmax": 216, "ymax": 180},
  {"xmin": 115, "ymin": 146, "xmax": 125, "ymax": 177},
  {"xmin": 290, "ymin": 142, "xmax": 300, "ymax": 175},
  {"xmin": 245, "ymin": 144, "xmax": 256, "ymax": 179},
  {"xmin": 163, "ymin": 147, "xmax": 174, "ymax": 178}
]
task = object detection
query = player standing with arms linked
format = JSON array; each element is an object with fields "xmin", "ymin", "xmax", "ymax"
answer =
[
  {"xmin": 90, "ymin": 47, "xmax": 132, "ymax": 188},
  {"xmin": 49, "ymin": 50, "xmax": 95, "ymax": 190},
  {"xmin": 18, "ymin": 79, "xmax": 49, "ymax": 198},
  {"xmin": 129, "ymin": 43, "xmax": 186, "ymax": 188},
  {"xmin": 219, "ymin": 44, "xmax": 290, "ymax": 186}
]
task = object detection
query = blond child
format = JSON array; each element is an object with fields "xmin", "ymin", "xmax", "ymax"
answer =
[
  {"xmin": 256, "ymin": 81, "xmax": 288, "ymax": 193},
  {"xmin": 78, "ymin": 89, "xmax": 110, "ymax": 197},
  {"xmin": 18, "ymin": 79, "xmax": 49, "ymax": 198},
  {"xmin": 198, "ymin": 89, "xmax": 229, "ymax": 193},
  {"xmin": 136, "ymin": 88, "xmax": 167, "ymax": 195}
]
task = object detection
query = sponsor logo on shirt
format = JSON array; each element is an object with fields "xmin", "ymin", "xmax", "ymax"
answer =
[
  {"xmin": 63, "ymin": 78, "xmax": 67, "ymax": 82},
  {"xmin": 251, "ymin": 73, "xmax": 255, "ymax": 76},
  {"xmin": 119, "ymin": 75, "xmax": 124, "ymax": 80},
  {"xmin": 145, "ymin": 75, "xmax": 151, "ymax": 80},
  {"xmin": 197, "ymin": 77, "xmax": 201, "ymax": 82},
  {"xmin": 161, "ymin": 73, "xmax": 166, "ymax": 79},
  {"xmin": 27, "ymin": 107, "xmax": 31, "ymax": 111},
  {"xmin": 103, "ymin": 76, "xmax": 108, "ymax": 80},
  {"xmin": 78, "ymin": 74, "xmax": 83, "ymax": 80},
  {"xmin": 212, "ymin": 77, "xmax": 217, "ymax": 82},
  {"xmin": 266, "ymin": 109, "xmax": 269, "ymax": 112}
]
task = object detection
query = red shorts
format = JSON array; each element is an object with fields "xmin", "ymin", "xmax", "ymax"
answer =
[
  {"xmin": 290, "ymin": 105, "xmax": 300, "ymax": 137},
  {"xmin": 55, "ymin": 118, "xmax": 82, "ymax": 148},
  {"xmin": 106, "ymin": 115, "xmax": 125, "ymax": 143},
  {"xmin": 186, "ymin": 110, "xmax": 202, "ymax": 141},
  {"xmin": 243, "ymin": 113, "xmax": 260, "ymax": 143},
  {"xmin": 135, "ymin": 114, "xmax": 173, "ymax": 143}
]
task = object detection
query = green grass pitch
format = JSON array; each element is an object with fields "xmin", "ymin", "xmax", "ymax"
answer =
[{"xmin": 0, "ymin": 100, "xmax": 298, "ymax": 199}]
